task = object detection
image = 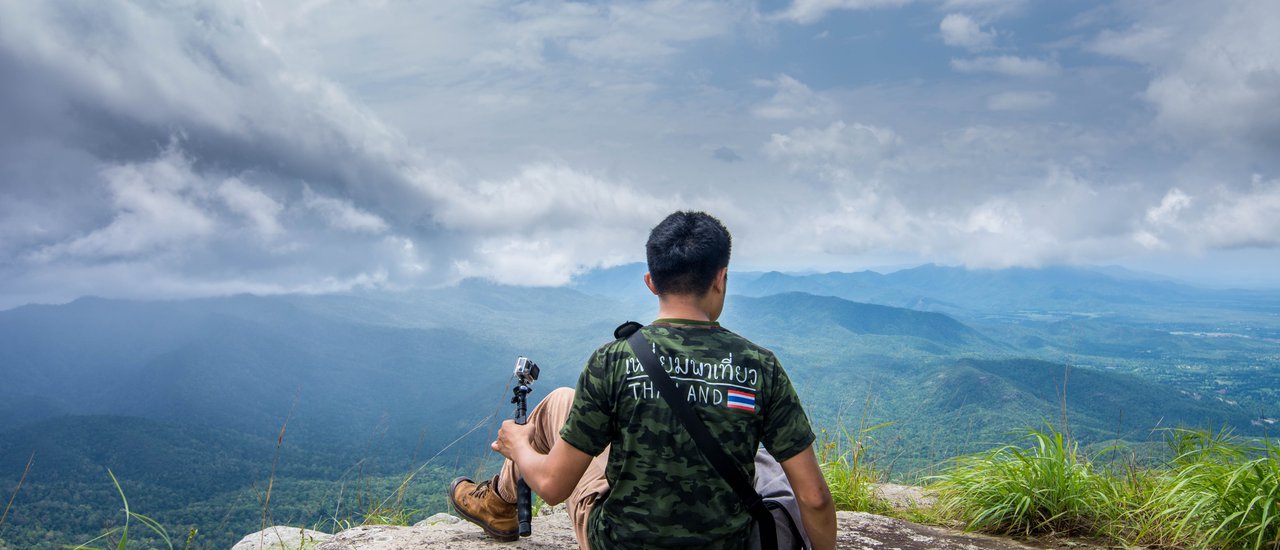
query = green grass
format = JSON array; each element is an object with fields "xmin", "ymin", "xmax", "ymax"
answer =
[
  {"xmin": 1131, "ymin": 430, "xmax": 1280, "ymax": 549},
  {"xmin": 816, "ymin": 422, "xmax": 892, "ymax": 513},
  {"xmin": 929, "ymin": 425, "xmax": 1115, "ymax": 536},
  {"xmin": 925, "ymin": 425, "xmax": 1280, "ymax": 549}
]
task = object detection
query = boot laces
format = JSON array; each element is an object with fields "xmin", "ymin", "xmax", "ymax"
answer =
[{"xmin": 469, "ymin": 479, "xmax": 494, "ymax": 499}]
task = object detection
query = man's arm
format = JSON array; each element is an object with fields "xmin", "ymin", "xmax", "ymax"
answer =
[
  {"xmin": 492, "ymin": 419, "xmax": 594, "ymax": 505},
  {"xmin": 779, "ymin": 445, "xmax": 836, "ymax": 550}
]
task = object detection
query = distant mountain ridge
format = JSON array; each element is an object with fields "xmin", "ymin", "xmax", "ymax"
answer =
[
  {"xmin": 574, "ymin": 262, "xmax": 1280, "ymax": 323},
  {"xmin": 728, "ymin": 292, "xmax": 986, "ymax": 347}
]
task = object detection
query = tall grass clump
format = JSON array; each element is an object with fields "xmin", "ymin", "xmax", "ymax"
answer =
[
  {"xmin": 1135, "ymin": 429, "xmax": 1280, "ymax": 550},
  {"xmin": 931, "ymin": 425, "xmax": 1116, "ymax": 536},
  {"xmin": 817, "ymin": 423, "xmax": 891, "ymax": 513}
]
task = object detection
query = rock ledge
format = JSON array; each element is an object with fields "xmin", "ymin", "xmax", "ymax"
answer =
[{"xmin": 234, "ymin": 507, "xmax": 1053, "ymax": 550}]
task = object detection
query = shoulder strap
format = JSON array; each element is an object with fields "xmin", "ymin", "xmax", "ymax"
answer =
[{"xmin": 625, "ymin": 328, "xmax": 779, "ymax": 549}]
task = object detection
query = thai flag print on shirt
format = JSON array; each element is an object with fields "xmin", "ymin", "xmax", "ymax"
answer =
[{"xmin": 726, "ymin": 390, "xmax": 756, "ymax": 412}]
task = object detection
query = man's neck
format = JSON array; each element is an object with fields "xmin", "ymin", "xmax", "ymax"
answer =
[{"xmin": 655, "ymin": 296, "xmax": 714, "ymax": 322}]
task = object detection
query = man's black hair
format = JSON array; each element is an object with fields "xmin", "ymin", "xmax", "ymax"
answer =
[{"xmin": 646, "ymin": 211, "xmax": 732, "ymax": 296}]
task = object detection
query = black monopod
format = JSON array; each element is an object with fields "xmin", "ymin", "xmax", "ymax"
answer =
[{"xmin": 511, "ymin": 356, "xmax": 540, "ymax": 537}]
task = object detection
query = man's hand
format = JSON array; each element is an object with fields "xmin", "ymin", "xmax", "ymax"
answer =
[
  {"xmin": 491, "ymin": 419, "xmax": 534, "ymax": 460},
  {"xmin": 491, "ymin": 419, "xmax": 593, "ymax": 505}
]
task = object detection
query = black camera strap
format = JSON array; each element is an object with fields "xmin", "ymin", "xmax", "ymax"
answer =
[{"xmin": 624, "ymin": 327, "xmax": 779, "ymax": 549}]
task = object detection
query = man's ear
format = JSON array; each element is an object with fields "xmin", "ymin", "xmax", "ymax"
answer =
[
  {"xmin": 712, "ymin": 267, "xmax": 728, "ymax": 294},
  {"xmin": 643, "ymin": 272, "xmax": 660, "ymax": 296}
]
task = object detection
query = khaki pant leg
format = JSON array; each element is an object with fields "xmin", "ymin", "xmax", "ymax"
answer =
[{"xmin": 567, "ymin": 451, "xmax": 610, "ymax": 550}]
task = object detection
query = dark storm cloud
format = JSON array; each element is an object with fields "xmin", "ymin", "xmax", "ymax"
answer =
[
  {"xmin": 0, "ymin": 1, "xmax": 461, "ymax": 307},
  {"xmin": 0, "ymin": 1, "xmax": 688, "ymax": 308}
]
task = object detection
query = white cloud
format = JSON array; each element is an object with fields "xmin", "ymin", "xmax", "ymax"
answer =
[
  {"xmin": 1144, "ymin": 188, "xmax": 1192, "ymax": 226},
  {"xmin": 754, "ymin": 119, "xmax": 1176, "ymax": 270},
  {"xmin": 218, "ymin": 178, "xmax": 283, "ymax": 240},
  {"xmin": 986, "ymin": 90, "xmax": 1056, "ymax": 111},
  {"xmin": 922, "ymin": 167, "xmax": 1142, "ymax": 268},
  {"xmin": 774, "ymin": 0, "xmax": 913, "ymax": 25},
  {"xmin": 1091, "ymin": 1, "xmax": 1280, "ymax": 150},
  {"xmin": 1091, "ymin": 25, "xmax": 1177, "ymax": 63},
  {"xmin": 30, "ymin": 149, "xmax": 216, "ymax": 262},
  {"xmin": 754, "ymin": 165, "xmax": 1140, "ymax": 270},
  {"xmin": 940, "ymin": 13, "xmax": 995, "ymax": 51},
  {"xmin": 951, "ymin": 55, "xmax": 1061, "ymax": 77},
  {"xmin": 964, "ymin": 198, "xmax": 1022, "ymax": 234},
  {"xmin": 1133, "ymin": 188, "xmax": 1191, "ymax": 250},
  {"xmin": 1199, "ymin": 178, "xmax": 1280, "ymax": 248},
  {"xmin": 443, "ymin": 164, "xmax": 678, "ymax": 285},
  {"xmin": 302, "ymin": 187, "xmax": 389, "ymax": 234},
  {"xmin": 950, "ymin": 199, "xmax": 1058, "ymax": 268},
  {"xmin": 433, "ymin": 164, "xmax": 668, "ymax": 232},
  {"xmin": 808, "ymin": 191, "xmax": 918, "ymax": 254},
  {"xmin": 1134, "ymin": 178, "xmax": 1280, "ymax": 251},
  {"xmin": 766, "ymin": 121, "xmax": 902, "ymax": 182},
  {"xmin": 751, "ymin": 74, "xmax": 835, "ymax": 120}
]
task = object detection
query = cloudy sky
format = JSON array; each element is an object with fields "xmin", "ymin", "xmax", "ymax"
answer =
[{"xmin": 1, "ymin": 0, "xmax": 1278, "ymax": 308}]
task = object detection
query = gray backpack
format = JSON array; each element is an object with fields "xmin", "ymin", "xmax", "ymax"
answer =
[{"xmin": 750, "ymin": 448, "xmax": 809, "ymax": 550}]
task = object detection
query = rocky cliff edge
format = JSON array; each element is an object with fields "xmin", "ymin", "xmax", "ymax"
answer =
[{"xmin": 232, "ymin": 507, "xmax": 1057, "ymax": 550}]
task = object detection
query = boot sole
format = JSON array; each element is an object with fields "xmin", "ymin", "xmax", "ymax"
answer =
[{"xmin": 449, "ymin": 476, "xmax": 520, "ymax": 542}]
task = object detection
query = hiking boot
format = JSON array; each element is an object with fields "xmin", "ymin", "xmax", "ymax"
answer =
[{"xmin": 449, "ymin": 475, "xmax": 518, "ymax": 541}]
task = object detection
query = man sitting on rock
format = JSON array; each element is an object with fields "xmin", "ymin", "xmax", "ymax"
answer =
[{"xmin": 449, "ymin": 210, "xmax": 836, "ymax": 550}]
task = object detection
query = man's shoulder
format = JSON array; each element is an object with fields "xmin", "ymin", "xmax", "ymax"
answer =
[
  {"xmin": 589, "ymin": 322, "xmax": 778, "ymax": 364},
  {"xmin": 713, "ymin": 326, "xmax": 773, "ymax": 355},
  {"xmin": 646, "ymin": 323, "xmax": 778, "ymax": 362},
  {"xmin": 580, "ymin": 337, "xmax": 631, "ymax": 379},
  {"xmin": 589, "ymin": 334, "xmax": 632, "ymax": 357}
]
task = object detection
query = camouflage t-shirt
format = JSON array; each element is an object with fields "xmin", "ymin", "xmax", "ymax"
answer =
[{"xmin": 559, "ymin": 319, "xmax": 816, "ymax": 550}]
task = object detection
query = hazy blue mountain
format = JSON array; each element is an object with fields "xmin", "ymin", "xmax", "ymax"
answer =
[
  {"xmin": 729, "ymin": 292, "xmax": 988, "ymax": 347},
  {"xmin": 736, "ymin": 264, "xmax": 1280, "ymax": 321},
  {"xmin": 565, "ymin": 262, "xmax": 1280, "ymax": 325},
  {"xmin": 877, "ymin": 264, "xmax": 1228, "ymax": 313}
]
